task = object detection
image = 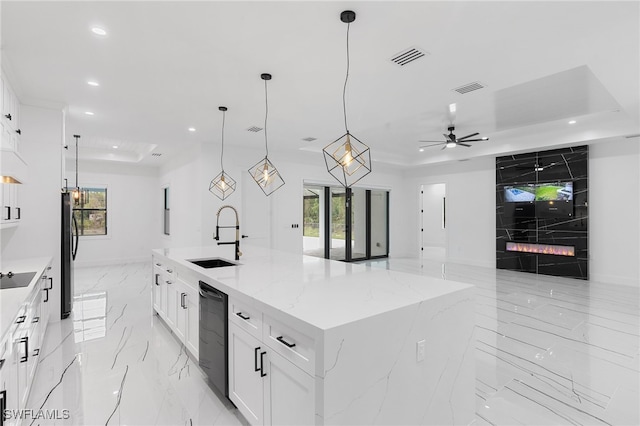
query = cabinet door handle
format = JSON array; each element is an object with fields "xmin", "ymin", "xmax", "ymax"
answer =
[
  {"xmin": 181, "ymin": 293, "xmax": 187, "ymax": 309},
  {"xmin": 155, "ymin": 263, "xmax": 161, "ymax": 267},
  {"xmin": 0, "ymin": 358, "xmax": 4, "ymax": 370},
  {"xmin": 16, "ymin": 129, "xmax": 21, "ymax": 135},
  {"xmin": 155, "ymin": 273, "xmax": 160, "ymax": 286},
  {"xmin": 276, "ymin": 336, "xmax": 296, "ymax": 348},
  {"xmin": 43, "ymin": 288, "xmax": 49, "ymax": 303},
  {"xmin": 32, "ymin": 316, "xmax": 39, "ymax": 323},
  {"xmin": 19, "ymin": 337, "xmax": 28, "ymax": 363},
  {"xmin": 4, "ymin": 206, "xmax": 10, "ymax": 220},
  {"xmin": 254, "ymin": 347, "xmax": 261, "ymax": 372},
  {"xmin": 15, "ymin": 207, "xmax": 21, "ymax": 220},
  {"xmin": 47, "ymin": 277, "xmax": 53, "ymax": 290},
  {"xmin": 33, "ymin": 348, "xmax": 40, "ymax": 356},
  {"xmin": 166, "ymin": 269, "xmax": 173, "ymax": 273},
  {"xmin": 236, "ymin": 312, "xmax": 250, "ymax": 321},
  {"xmin": 16, "ymin": 315, "xmax": 26, "ymax": 324},
  {"xmin": 4, "ymin": 113, "xmax": 11, "ymax": 120},
  {"xmin": 166, "ymin": 280, "xmax": 172, "ymax": 285},
  {"xmin": 260, "ymin": 351, "xmax": 267, "ymax": 377}
]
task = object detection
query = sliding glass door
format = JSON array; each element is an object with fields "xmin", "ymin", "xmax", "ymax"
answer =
[{"xmin": 303, "ymin": 184, "xmax": 389, "ymax": 261}]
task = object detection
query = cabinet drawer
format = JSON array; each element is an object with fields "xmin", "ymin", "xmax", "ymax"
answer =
[
  {"xmin": 263, "ymin": 314, "xmax": 315, "ymax": 376},
  {"xmin": 229, "ymin": 298, "xmax": 262, "ymax": 339}
]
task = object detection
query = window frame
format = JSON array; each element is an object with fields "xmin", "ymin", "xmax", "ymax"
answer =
[{"xmin": 73, "ymin": 186, "xmax": 108, "ymax": 237}]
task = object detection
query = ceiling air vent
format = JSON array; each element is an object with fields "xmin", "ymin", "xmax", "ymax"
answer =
[
  {"xmin": 151, "ymin": 153, "xmax": 163, "ymax": 157},
  {"xmin": 453, "ymin": 81, "xmax": 485, "ymax": 94},
  {"xmin": 390, "ymin": 47, "xmax": 429, "ymax": 67},
  {"xmin": 302, "ymin": 137, "xmax": 317, "ymax": 142},
  {"xmin": 247, "ymin": 126, "xmax": 263, "ymax": 132}
]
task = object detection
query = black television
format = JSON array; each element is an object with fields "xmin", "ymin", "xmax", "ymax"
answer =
[
  {"xmin": 503, "ymin": 185, "xmax": 536, "ymax": 217},
  {"xmin": 535, "ymin": 182, "xmax": 573, "ymax": 216}
]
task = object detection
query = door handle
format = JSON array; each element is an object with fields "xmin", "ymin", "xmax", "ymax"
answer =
[
  {"xmin": 47, "ymin": 277, "xmax": 53, "ymax": 290},
  {"xmin": 19, "ymin": 337, "xmax": 28, "ymax": 363},
  {"xmin": 236, "ymin": 312, "xmax": 250, "ymax": 321},
  {"xmin": 43, "ymin": 288, "xmax": 49, "ymax": 303},
  {"xmin": 155, "ymin": 273, "xmax": 160, "ymax": 286},
  {"xmin": 254, "ymin": 347, "xmax": 261, "ymax": 372},
  {"xmin": 260, "ymin": 351, "xmax": 267, "ymax": 377},
  {"xmin": 276, "ymin": 336, "xmax": 296, "ymax": 348}
]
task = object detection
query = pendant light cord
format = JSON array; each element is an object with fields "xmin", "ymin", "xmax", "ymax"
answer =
[
  {"xmin": 343, "ymin": 22, "xmax": 351, "ymax": 134},
  {"xmin": 220, "ymin": 110, "xmax": 226, "ymax": 172},
  {"xmin": 264, "ymin": 79, "xmax": 269, "ymax": 158},
  {"xmin": 75, "ymin": 135, "xmax": 79, "ymax": 189}
]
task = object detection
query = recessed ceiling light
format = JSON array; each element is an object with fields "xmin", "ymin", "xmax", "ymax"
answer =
[
  {"xmin": 84, "ymin": 111, "xmax": 94, "ymax": 116},
  {"xmin": 112, "ymin": 145, "xmax": 118, "ymax": 149},
  {"xmin": 449, "ymin": 103, "xmax": 457, "ymax": 114},
  {"xmin": 87, "ymin": 81, "xmax": 100, "ymax": 87},
  {"xmin": 419, "ymin": 148, "xmax": 424, "ymax": 152},
  {"xmin": 188, "ymin": 127, "xmax": 196, "ymax": 132},
  {"xmin": 91, "ymin": 27, "xmax": 107, "ymax": 36},
  {"xmin": 568, "ymin": 120, "xmax": 577, "ymax": 124}
]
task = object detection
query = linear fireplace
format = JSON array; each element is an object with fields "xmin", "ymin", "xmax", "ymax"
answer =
[{"xmin": 506, "ymin": 242, "xmax": 575, "ymax": 257}]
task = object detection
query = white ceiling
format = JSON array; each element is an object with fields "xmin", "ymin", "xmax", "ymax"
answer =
[{"xmin": 2, "ymin": 1, "xmax": 639, "ymax": 168}]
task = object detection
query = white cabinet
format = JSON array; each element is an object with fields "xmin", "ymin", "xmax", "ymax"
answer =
[
  {"xmin": 1, "ymin": 148, "xmax": 26, "ymax": 229},
  {"xmin": 0, "ymin": 262, "xmax": 51, "ymax": 425},
  {"xmin": 229, "ymin": 321, "xmax": 315, "ymax": 426},
  {"xmin": 151, "ymin": 257, "xmax": 199, "ymax": 359}
]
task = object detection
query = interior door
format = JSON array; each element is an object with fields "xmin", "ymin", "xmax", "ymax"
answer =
[{"xmin": 421, "ymin": 183, "xmax": 447, "ymax": 260}]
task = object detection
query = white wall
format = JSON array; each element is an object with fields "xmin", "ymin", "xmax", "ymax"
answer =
[
  {"xmin": 158, "ymin": 144, "xmax": 411, "ymax": 258},
  {"xmin": 403, "ymin": 158, "xmax": 497, "ymax": 268},
  {"xmin": 64, "ymin": 159, "xmax": 160, "ymax": 267},
  {"xmin": 0, "ymin": 105, "xmax": 64, "ymax": 320},
  {"xmin": 589, "ymin": 137, "xmax": 640, "ymax": 286}
]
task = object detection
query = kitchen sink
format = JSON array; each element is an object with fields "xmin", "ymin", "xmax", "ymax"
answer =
[
  {"xmin": 188, "ymin": 258, "xmax": 237, "ymax": 269},
  {"xmin": 0, "ymin": 271, "xmax": 37, "ymax": 290}
]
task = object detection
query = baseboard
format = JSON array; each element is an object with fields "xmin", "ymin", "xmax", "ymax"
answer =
[
  {"xmin": 589, "ymin": 272, "xmax": 640, "ymax": 287},
  {"xmin": 74, "ymin": 256, "xmax": 150, "ymax": 268}
]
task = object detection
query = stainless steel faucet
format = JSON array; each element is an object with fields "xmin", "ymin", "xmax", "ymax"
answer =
[{"xmin": 214, "ymin": 205, "xmax": 242, "ymax": 260}]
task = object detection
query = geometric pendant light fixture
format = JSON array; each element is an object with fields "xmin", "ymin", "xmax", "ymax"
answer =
[
  {"xmin": 323, "ymin": 10, "xmax": 372, "ymax": 188},
  {"xmin": 209, "ymin": 106, "xmax": 237, "ymax": 200},
  {"xmin": 248, "ymin": 73, "xmax": 285, "ymax": 196}
]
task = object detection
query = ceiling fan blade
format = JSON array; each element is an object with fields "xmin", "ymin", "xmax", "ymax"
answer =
[
  {"xmin": 418, "ymin": 140, "xmax": 445, "ymax": 143},
  {"xmin": 458, "ymin": 142, "xmax": 472, "ymax": 147},
  {"xmin": 458, "ymin": 132, "xmax": 479, "ymax": 141},
  {"xmin": 457, "ymin": 138, "xmax": 485, "ymax": 142},
  {"xmin": 441, "ymin": 145, "xmax": 447, "ymax": 150}
]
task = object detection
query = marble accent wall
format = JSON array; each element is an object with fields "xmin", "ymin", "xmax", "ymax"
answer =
[{"xmin": 496, "ymin": 145, "xmax": 588, "ymax": 280}]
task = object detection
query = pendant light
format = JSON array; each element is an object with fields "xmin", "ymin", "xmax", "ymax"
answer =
[
  {"xmin": 248, "ymin": 73, "xmax": 285, "ymax": 196},
  {"xmin": 209, "ymin": 106, "xmax": 237, "ymax": 200},
  {"xmin": 323, "ymin": 10, "xmax": 372, "ymax": 188},
  {"xmin": 71, "ymin": 134, "xmax": 86, "ymax": 206}
]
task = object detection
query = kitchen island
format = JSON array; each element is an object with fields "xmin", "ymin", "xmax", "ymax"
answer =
[{"xmin": 151, "ymin": 245, "xmax": 475, "ymax": 426}]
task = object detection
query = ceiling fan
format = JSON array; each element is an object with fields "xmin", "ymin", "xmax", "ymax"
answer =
[{"xmin": 419, "ymin": 126, "xmax": 489, "ymax": 150}]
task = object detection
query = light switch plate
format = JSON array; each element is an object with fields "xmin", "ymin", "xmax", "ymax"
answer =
[{"xmin": 416, "ymin": 339, "xmax": 426, "ymax": 362}]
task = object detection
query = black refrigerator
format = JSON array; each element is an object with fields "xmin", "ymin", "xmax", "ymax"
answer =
[{"xmin": 61, "ymin": 192, "xmax": 78, "ymax": 319}]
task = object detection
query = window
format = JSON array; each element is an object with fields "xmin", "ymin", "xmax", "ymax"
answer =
[
  {"xmin": 73, "ymin": 187, "xmax": 107, "ymax": 236},
  {"xmin": 163, "ymin": 187, "xmax": 170, "ymax": 235}
]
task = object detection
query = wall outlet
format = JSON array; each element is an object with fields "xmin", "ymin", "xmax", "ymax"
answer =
[{"xmin": 416, "ymin": 339, "xmax": 426, "ymax": 362}]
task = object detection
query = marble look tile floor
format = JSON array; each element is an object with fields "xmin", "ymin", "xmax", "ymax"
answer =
[{"xmin": 26, "ymin": 259, "xmax": 639, "ymax": 425}]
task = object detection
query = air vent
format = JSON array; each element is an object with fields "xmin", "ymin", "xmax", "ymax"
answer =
[
  {"xmin": 247, "ymin": 126, "xmax": 263, "ymax": 132},
  {"xmin": 453, "ymin": 81, "xmax": 485, "ymax": 94},
  {"xmin": 302, "ymin": 137, "xmax": 317, "ymax": 142},
  {"xmin": 390, "ymin": 47, "xmax": 429, "ymax": 67},
  {"xmin": 151, "ymin": 153, "xmax": 163, "ymax": 157}
]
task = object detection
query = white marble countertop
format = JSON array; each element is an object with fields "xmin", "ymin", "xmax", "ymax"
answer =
[
  {"xmin": 0, "ymin": 256, "xmax": 52, "ymax": 340},
  {"xmin": 153, "ymin": 245, "xmax": 473, "ymax": 332}
]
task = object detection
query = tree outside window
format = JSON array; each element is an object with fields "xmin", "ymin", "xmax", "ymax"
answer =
[{"xmin": 73, "ymin": 187, "xmax": 107, "ymax": 236}]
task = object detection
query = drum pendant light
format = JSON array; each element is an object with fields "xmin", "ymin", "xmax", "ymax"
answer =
[
  {"xmin": 209, "ymin": 106, "xmax": 237, "ymax": 200},
  {"xmin": 323, "ymin": 10, "xmax": 372, "ymax": 188},
  {"xmin": 248, "ymin": 73, "xmax": 285, "ymax": 196}
]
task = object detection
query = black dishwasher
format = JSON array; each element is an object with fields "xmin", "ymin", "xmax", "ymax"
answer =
[{"xmin": 199, "ymin": 281, "xmax": 229, "ymax": 397}]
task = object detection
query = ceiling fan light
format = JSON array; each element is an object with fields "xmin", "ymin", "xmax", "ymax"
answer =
[{"xmin": 446, "ymin": 141, "xmax": 457, "ymax": 148}]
